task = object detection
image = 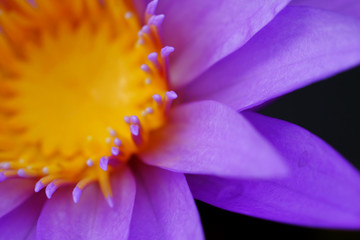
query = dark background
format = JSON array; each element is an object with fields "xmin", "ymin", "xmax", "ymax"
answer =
[{"xmin": 196, "ymin": 65, "xmax": 360, "ymax": 239}]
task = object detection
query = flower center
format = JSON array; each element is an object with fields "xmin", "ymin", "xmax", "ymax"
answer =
[{"xmin": 0, "ymin": 0, "xmax": 175, "ymax": 206}]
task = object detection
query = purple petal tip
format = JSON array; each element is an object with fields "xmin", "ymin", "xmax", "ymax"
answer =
[
  {"xmin": 109, "ymin": 129, "xmax": 116, "ymax": 137},
  {"xmin": 140, "ymin": 64, "xmax": 150, "ymax": 72},
  {"xmin": 45, "ymin": 182, "xmax": 57, "ymax": 199},
  {"xmin": 145, "ymin": 107, "xmax": 153, "ymax": 114},
  {"xmin": 0, "ymin": 162, "xmax": 10, "ymax": 169},
  {"xmin": 34, "ymin": 181, "xmax": 45, "ymax": 192},
  {"xmin": 124, "ymin": 116, "xmax": 131, "ymax": 124},
  {"xmin": 17, "ymin": 169, "xmax": 26, "ymax": 177},
  {"xmin": 130, "ymin": 115, "xmax": 140, "ymax": 124},
  {"xmin": 86, "ymin": 159, "xmax": 94, "ymax": 167},
  {"xmin": 148, "ymin": 14, "xmax": 165, "ymax": 27},
  {"xmin": 107, "ymin": 196, "xmax": 114, "ymax": 208},
  {"xmin": 100, "ymin": 156, "xmax": 109, "ymax": 171},
  {"xmin": 152, "ymin": 94, "xmax": 162, "ymax": 103},
  {"xmin": 166, "ymin": 91, "xmax": 178, "ymax": 100},
  {"xmin": 114, "ymin": 138, "xmax": 121, "ymax": 146},
  {"xmin": 72, "ymin": 186, "xmax": 82, "ymax": 204},
  {"xmin": 147, "ymin": 52, "xmax": 158, "ymax": 62},
  {"xmin": 130, "ymin": 125, "xmax": 140, "ymax": 136},
  {"xmin": 111, "ymin": 147, "xmax": 120, "ymax": 156},
  {"xmin": 146, "ymin": 0, "xmax": 158, "ymax": 15},
  {"xmin": 0, "ymin": 172, "xmax": 6, "ymax": 182},
  {"xmin": 139, "ymin": 25, "xmax": 151, "ymax": 37},
  {"xmin": 161, "ymin": 46, "xmax": 175, "ymax": 58},
  {"xmin": 142, "ymin": 25, "xmax": 150, "ymax": 33}
]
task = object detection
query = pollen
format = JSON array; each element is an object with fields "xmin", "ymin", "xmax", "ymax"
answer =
[{"xmin": 0, "ymin": 0, "xmax": 175, "ymax": 206}]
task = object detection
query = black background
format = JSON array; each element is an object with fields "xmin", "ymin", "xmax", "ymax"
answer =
[{"xmin": 196, "ymin": 65, "xmax": 360, "ymax": 239}]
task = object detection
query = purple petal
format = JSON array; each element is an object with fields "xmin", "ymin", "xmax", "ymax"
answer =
[
  {"xmin": 157, "ymin": 0, "xmax": 290, "ymax": 88},
  {"xmin": 0, "ymin": 193, "xmax": 45, "ymax": 240},
  {"xmin": 37, "ymin": 167, "xmax": 136, "ymax": 240},
  {"xmin": 25, "ymin": 226, "xmax": 37, "ymax": 240},
  {"xmin": 141, "ymin": 101, "xmax": 287, "ymax": 178},
  {"xmin": 132, "ymin": 0, "xmax": 148, "ymax": 22},
  {"xmin": 0, "ymin": 179, "xmax": 35, "ymax": 218},
  {"xmin": 129, "ymin": 161, "xmax": 204, "ymax": 240},
  {"xmin": 291, "ymin": 0, "xmax": 360, "ymax": 19},
  {"xmin": 181, "ymin": 7, "xmax": 360, "ymax": 111},
  {"xmin": 187, "ymin": 112, "xmax": 360, "ymax": 228}
]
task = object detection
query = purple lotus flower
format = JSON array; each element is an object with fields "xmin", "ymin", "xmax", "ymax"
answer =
[{"xmin": 1, "ymin": 0, "xmax": 360, "ymax": 239}]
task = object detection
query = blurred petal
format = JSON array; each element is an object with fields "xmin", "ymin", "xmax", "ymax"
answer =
[
  {"xmin": 141, "ymin": 101, "xmax": 287, "ymax": 178},
  {"xmin": 132, "ymin": 0, "xmax": 147, "ymax": 21},
  {"xmin": 187, "ymin": 113, "xmax": 360, "ymax": 228},
  {"xmin": 25, "ymin": 227, "xmax": 37, "ymax": 240},
  {"xmin": 0, "ymin": 193, "xmax": 45, "ymax": 240},
  {"xmin": 181, "ymin": 7, "xmax": 360, "ymax": 111},
  {"xmin": 37, "ymin": 167, "xmax": 136, "ymax": 240},
  {"xmin": 290, "ymin": 0, "xmax": 360, "ymax": 18},
  {"xmin": 158, "ymin": 0, "xmax": 290, "ymax": 88},
  {"xmin": 129, "ymin": 162, "xmax": 204, "ymax": 240},
  {"xmin": 0, "ymin": 179, "xmax": 35, "ymax": 218}
]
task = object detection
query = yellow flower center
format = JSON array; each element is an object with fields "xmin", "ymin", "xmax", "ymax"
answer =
[{"xmin": 0, "ymin": 0, "xmax": 175, "ymax": 205}]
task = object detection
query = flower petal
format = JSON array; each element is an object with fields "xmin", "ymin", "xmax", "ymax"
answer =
[
  {"xmin": 25, "ymin": 227, "xmax": 37, "ymax": 240},
  {"xmin": 129, "ymin": 161, "xmax": 204, "ymax": 240},
  {"xmin": 187, "ymin": 112, "xmax": 360, "ymax": 228},
  {"xmin": 132, "ymin": 0, "xmax": 147, "ymax": 21},
  {"xmin": 0, "ymin": 179, "xmax": 35, "ymax": 218},
  {"xmin": 0, "ymin": 193, "xmax": 45, "ymax": 240},
  {"xmin": 158, "ymin": 0, "xmax": 290, "ymax": 88},
  {"xmin": 141, "ymin": 101, "xmax": 287, "ymax": 178},
  {"xmin": 290, "ymin": 0, "xmax": 360, "ymax": 18},
  {"xmin": 37, "ymin": 167, "xmax": 136, "ymax": 240},
  {"xmin": 181, "ymin": 7, "xmax": 360, "ymax": 111}
]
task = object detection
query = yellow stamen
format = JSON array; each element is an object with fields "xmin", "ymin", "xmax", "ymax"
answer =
[{"xmin": 0, "ymin": 0, "xmax": 174, "ymax": 204}]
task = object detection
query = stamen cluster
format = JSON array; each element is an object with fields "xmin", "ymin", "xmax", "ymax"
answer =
[{"xmin": 0, "ymin": 0, "xmax": 176, "ymax": 206}]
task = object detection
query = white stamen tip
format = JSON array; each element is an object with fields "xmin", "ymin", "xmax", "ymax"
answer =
[
  {"xmin": 0, "ymin": 162, "xmax": 10, "ymax": 169},
  {"xmin": 125, "ymin": 11, "xmax": 133, "ymax": 19},
  {"xmin": 140, "ymin": 64, "xmax": 151, "ymax": 73},
  {"xmin": 145, "ymin": 78, "xmax": 152, "ymax": 84},
  {"xmin": 42, "ymin": 167, "xmax": 49, "ymax": 174},
  {"xmin": 145, "ymin": 107, "xmax": 153, "ymax": 114},
  {"xmin": 17, "ymin": 169, "xmax": 26, "ymax": 177},
  {"xmin": 107, "ymin": 196, "xmax": 114, "ymax": 208},
  {"xmin": 107, "ymin": 127, "xmax": 116, "ymax": 137},
  {"xmin": 114, "ymin": 138, "xmax": 122, "ymax": 146},
  {"xmin": 124, "ymin": 116, "xmax": 131, "ymax": 124},
  {"xmin": 100, "ymin": 157, "xmax": 109, "ymax": 171},
  {"xmin": 86, "ymin": 159, "xmax": 94, "ymax": 167}
]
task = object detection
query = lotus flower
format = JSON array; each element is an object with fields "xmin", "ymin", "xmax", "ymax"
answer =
[{"xmin": 0, "ymin": 0, "xmax": 360, "ymax": 239}]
